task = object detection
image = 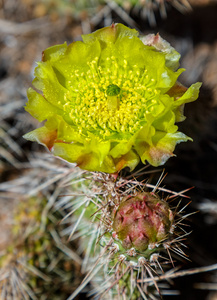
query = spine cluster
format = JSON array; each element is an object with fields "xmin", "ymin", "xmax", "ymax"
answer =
[{"xmin": 66, "ymin": 171, "xmax": 191, "ymax": 299}]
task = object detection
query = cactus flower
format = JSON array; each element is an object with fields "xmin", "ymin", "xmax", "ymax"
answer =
[
  {"xmin": 112, "ymin": 192, "xmax": 173, "ymax": 252},
  {"xmin": 24, "ymin": 23, "xmax": 201, "ymax": 173}
]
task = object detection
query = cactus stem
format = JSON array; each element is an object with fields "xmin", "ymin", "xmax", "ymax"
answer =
[{"xmin": 59, "ymin": 169, "xmax": 193, "ymax": 299}]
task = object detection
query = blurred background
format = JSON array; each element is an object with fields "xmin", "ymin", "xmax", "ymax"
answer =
[{"xmin": 1, "ymin": 0, "xmax": 217, "ymax": 299}]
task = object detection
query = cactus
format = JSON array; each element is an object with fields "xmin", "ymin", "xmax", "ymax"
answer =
[
  {"xmin": 0, "ymin": 196, "xmax": 81, "ymax": 300},
  {"xmin": 56, "ymin": 170, "xmax": 192, "ymax": 299},
  {"xmin": 25, "ymin": 0, "xmax": 191, "ymax": 27},
  {"xmin": 22, "ymin": 23, "xmax": 201, "ymax": 299}
]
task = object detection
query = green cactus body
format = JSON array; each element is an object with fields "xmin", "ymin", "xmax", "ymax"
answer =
[
  {"xmin": 65, "ymin": 171, "xmax": 191, "ymax": 300},
  {"xmin": 0, "ymin": 197, "xmax": 80, "ymax": 300}
]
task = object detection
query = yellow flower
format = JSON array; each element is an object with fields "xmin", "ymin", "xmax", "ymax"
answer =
[{"xmin": 24, "ymin": 24, "xmax": 201, "ymax": 173}]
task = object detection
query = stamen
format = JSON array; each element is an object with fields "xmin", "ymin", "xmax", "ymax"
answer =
[{"xmin": 67, "ymin": 59, "xmax": 155, "ymax": 137}]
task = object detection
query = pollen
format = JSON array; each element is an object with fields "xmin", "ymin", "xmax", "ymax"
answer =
[{"xmin": 65, "ymin": 57, "xmax": 157, "ymax": 138}]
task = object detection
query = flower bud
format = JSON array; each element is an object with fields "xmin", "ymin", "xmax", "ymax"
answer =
[{"xmin": 113, "ymin": 192, "xmax": 173, "ymax": 252}]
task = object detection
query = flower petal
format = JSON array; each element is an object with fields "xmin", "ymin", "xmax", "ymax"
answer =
[
  {"xmin": 114, "ymin": 150, "xmax": 140, "ymax": 172},
  {"xmin": 139, "ymin": 131, "xmax": 190, "ymax": 166},
  {"xmin": 52, "ymin": 142, "xmax": 115, "ymax": 173},
  {"xmin": 25, "ymin": 88, "xmax": 61, "ymax": 122},
  {"xmin": 23, "ymin": 126, "xmax": 57, "ymax": 150},
  {"xmin": 82, "ymin": 23, "xmax": 138, "ymax": 44}
]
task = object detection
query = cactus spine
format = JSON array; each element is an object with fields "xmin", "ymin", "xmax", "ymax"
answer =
[{"xmin": 62, "ymin": 171, "xmax": 191, "ymax": 299}]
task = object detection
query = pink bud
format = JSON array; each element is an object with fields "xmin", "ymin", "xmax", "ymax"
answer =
[{"xmin": 112, "ymin": 193, "xmax": 173, "ymax": 252}]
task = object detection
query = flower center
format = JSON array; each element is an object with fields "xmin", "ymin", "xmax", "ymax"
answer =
[
  {"xmin": 106, "ymin": 84, "xmax": 121, "ymax": 111},
  {"xmin": 64, "ymin": 56, "xmax": 162, "ymax": 139}
]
